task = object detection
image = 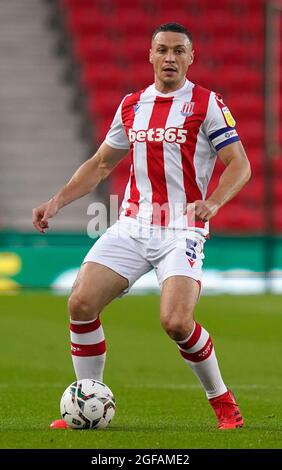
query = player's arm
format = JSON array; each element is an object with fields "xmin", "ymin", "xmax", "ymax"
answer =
[
  {"xmin": 32, "ymin": 142, "xmax": 128, "ymax": 233},
  {"xmin": 188, "ymin": 141, "xmax": 251, "ymax": 222}
]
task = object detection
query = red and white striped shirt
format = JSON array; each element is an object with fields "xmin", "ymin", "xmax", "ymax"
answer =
[{"xmin": 105, "ymin": 79, "xmax": 240, "ymax": 232}]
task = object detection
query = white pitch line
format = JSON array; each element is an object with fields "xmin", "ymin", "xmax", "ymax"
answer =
[
  {"xmin": 125, "ymin": 384, "xmax": 282, "ymax": 390},
  {"xmin": 0, "ymin": 383, "xmax": 66, "ymax": 388},
  {"xmin": 0, "ymin": 383, "xmax": 282, "ymax": 390}
]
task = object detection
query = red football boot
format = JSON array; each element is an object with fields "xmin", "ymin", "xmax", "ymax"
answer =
[
  {"xmin": 209, "ymin": 390, "xmax": 244, "ymax": 430},
  {"xmin": 50, "ymin": 419, "xmax": 69, "ymax": 429}
]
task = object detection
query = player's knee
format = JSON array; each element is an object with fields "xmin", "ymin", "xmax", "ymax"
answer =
[
  {"xmin": 68, "ymin": 293, "xmax": 98, "ymax": 321},
  {"xmin": 161, "ymin": 312, "xmax": 194, "ymax": 341}
]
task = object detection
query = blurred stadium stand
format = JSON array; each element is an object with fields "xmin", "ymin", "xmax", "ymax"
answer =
[
  {"xmin": 0, "ymin": 0, "xmax": 94, "ymax": 231},
  {"xmin": 57, "ymin": 0, "xmax": 278, "ymax": 234}
]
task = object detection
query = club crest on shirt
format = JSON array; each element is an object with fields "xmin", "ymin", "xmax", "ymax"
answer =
[{"xmin": 181, "ymin": 101, "xmax": 195, "ymax": 117}]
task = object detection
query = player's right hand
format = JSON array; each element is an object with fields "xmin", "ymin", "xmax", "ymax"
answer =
[{"xmin": 32, "ymin": 198, "xmax": 59, "ymax": 233}]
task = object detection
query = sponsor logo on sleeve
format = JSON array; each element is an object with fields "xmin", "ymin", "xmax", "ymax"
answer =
[
  {"xmin": 222, "ymin": 106, "xmax": 236, "ymax": 127},
  {"xmin": 225, "ymin": 129, "xmax": 237, "ymax": 139}
]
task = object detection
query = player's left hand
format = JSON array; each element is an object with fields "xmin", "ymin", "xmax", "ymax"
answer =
[{"xmin": 184, "ymin": 199, "xmax": 220, "ymax": 222}]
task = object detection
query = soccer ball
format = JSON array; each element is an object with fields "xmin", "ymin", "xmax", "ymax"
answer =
[{"xmin": 60, "ymin": 379, "xmax": 116, "ymax": 429}]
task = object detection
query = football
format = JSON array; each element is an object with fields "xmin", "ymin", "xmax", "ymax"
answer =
[{"xmin": 60, "ymin": 379, "xmax": 116, "ymax": 429}]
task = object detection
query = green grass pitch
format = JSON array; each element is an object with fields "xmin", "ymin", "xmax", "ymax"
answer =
[{"xmin": 0, "ymin": 293, "xmax": 281, "ymax": 449}]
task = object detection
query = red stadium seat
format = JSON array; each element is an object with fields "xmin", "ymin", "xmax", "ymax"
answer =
[
  {"xmin": 129, "ymin": 64, "xmax": 154, "ymax": 91},
  {"xmin": 187, "ymin": 66, "xmax": 223, "ymax": 92},
  {"xmin": 73, "ymin": 36, "xmax": 119, "ymax": 64},
  {"xmin": 122, "ymin": 39, "xmax": 152, "ymax": 65},
  {"xmin": 209, "ymin": 12, "xmax": 264, "ymax": 33},
  {"xmin": 246, "ymin": 150, "xmax": 263, "ymax": 175},
  {"xmin": 158, "ymin": 11, "xmax": 199, "ymax": 30},
  {"xmin": 112, "ymin": 10, "xmax": 153, "ymax": 36},
  {"xmin": 60, "ymin": 0, "xmax": 110, "ymax": 14},
  {"xmin": 81, "ymin": 63, "xmax": 127, "ymax": 92},
  {"xmin": 238, "ymin": 121, "xmax": 264, "ymax": 147},
  {"xmin": 274, "ymin": 205, "xmax": 282, "ymax": 232},
  {"xmin": 273, "ymin": 158, "xmax": 282, "ymax": 175},
  {"xmin": 236, "ymin": 178, "xmax": 264, "ymax": 205},
  {"xmin": 112, "ymin": 0, "xmax": 147, "ymax": 9},
  {"xmin": 212, "ymin": 205, "xmax": 264, "ymax": 232},
  {"xmin": 229, "ymin": 93, "xmax": 264, "ymax": 117},
  {"xmin": 153, "ymin": 0, "xmax": 190, "ymax": 8},
  {"xmin": 274, "ymin": 176, "xmax": 282, "ymax": 203},
  {"xmin": 66, "ymin": 8, "xmax": 112, "ymax": 36},
  {"xmin": 212, "ymin": 41, "xmax": 264, "ymax": 67},
  {"xmin": 60, "ymin": 0, "xmax": 96, "ymax": 9},
  {"xmin": 87, "ymin": 90, "xmax": 123, "ymax": 121},
  {"xmin": 93, "ymin": 119, "xmax": 113, "ymax": 143},
  {"xmin": 219, "ymin": 67, "xmax": 263, "ymax": 93}
]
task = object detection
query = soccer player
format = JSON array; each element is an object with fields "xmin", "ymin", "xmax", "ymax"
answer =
[{"xmin": 33, "ymin": 23, "xmax": 251, "ymax": 430}]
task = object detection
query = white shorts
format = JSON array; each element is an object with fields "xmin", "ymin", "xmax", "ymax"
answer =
[{"xmin": 83, "ymin": 218, "xmax": 205, "ymax": 294}]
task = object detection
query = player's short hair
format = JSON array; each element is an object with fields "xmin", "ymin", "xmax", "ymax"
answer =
[{"xmin": 152, "ymin": 23, "xmax": 193, "ymax": 44}]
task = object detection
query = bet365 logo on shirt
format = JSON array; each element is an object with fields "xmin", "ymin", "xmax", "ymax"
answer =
[{"xmin": 129, "ymin": 127, "xmax": 188, "ymax": 143}]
